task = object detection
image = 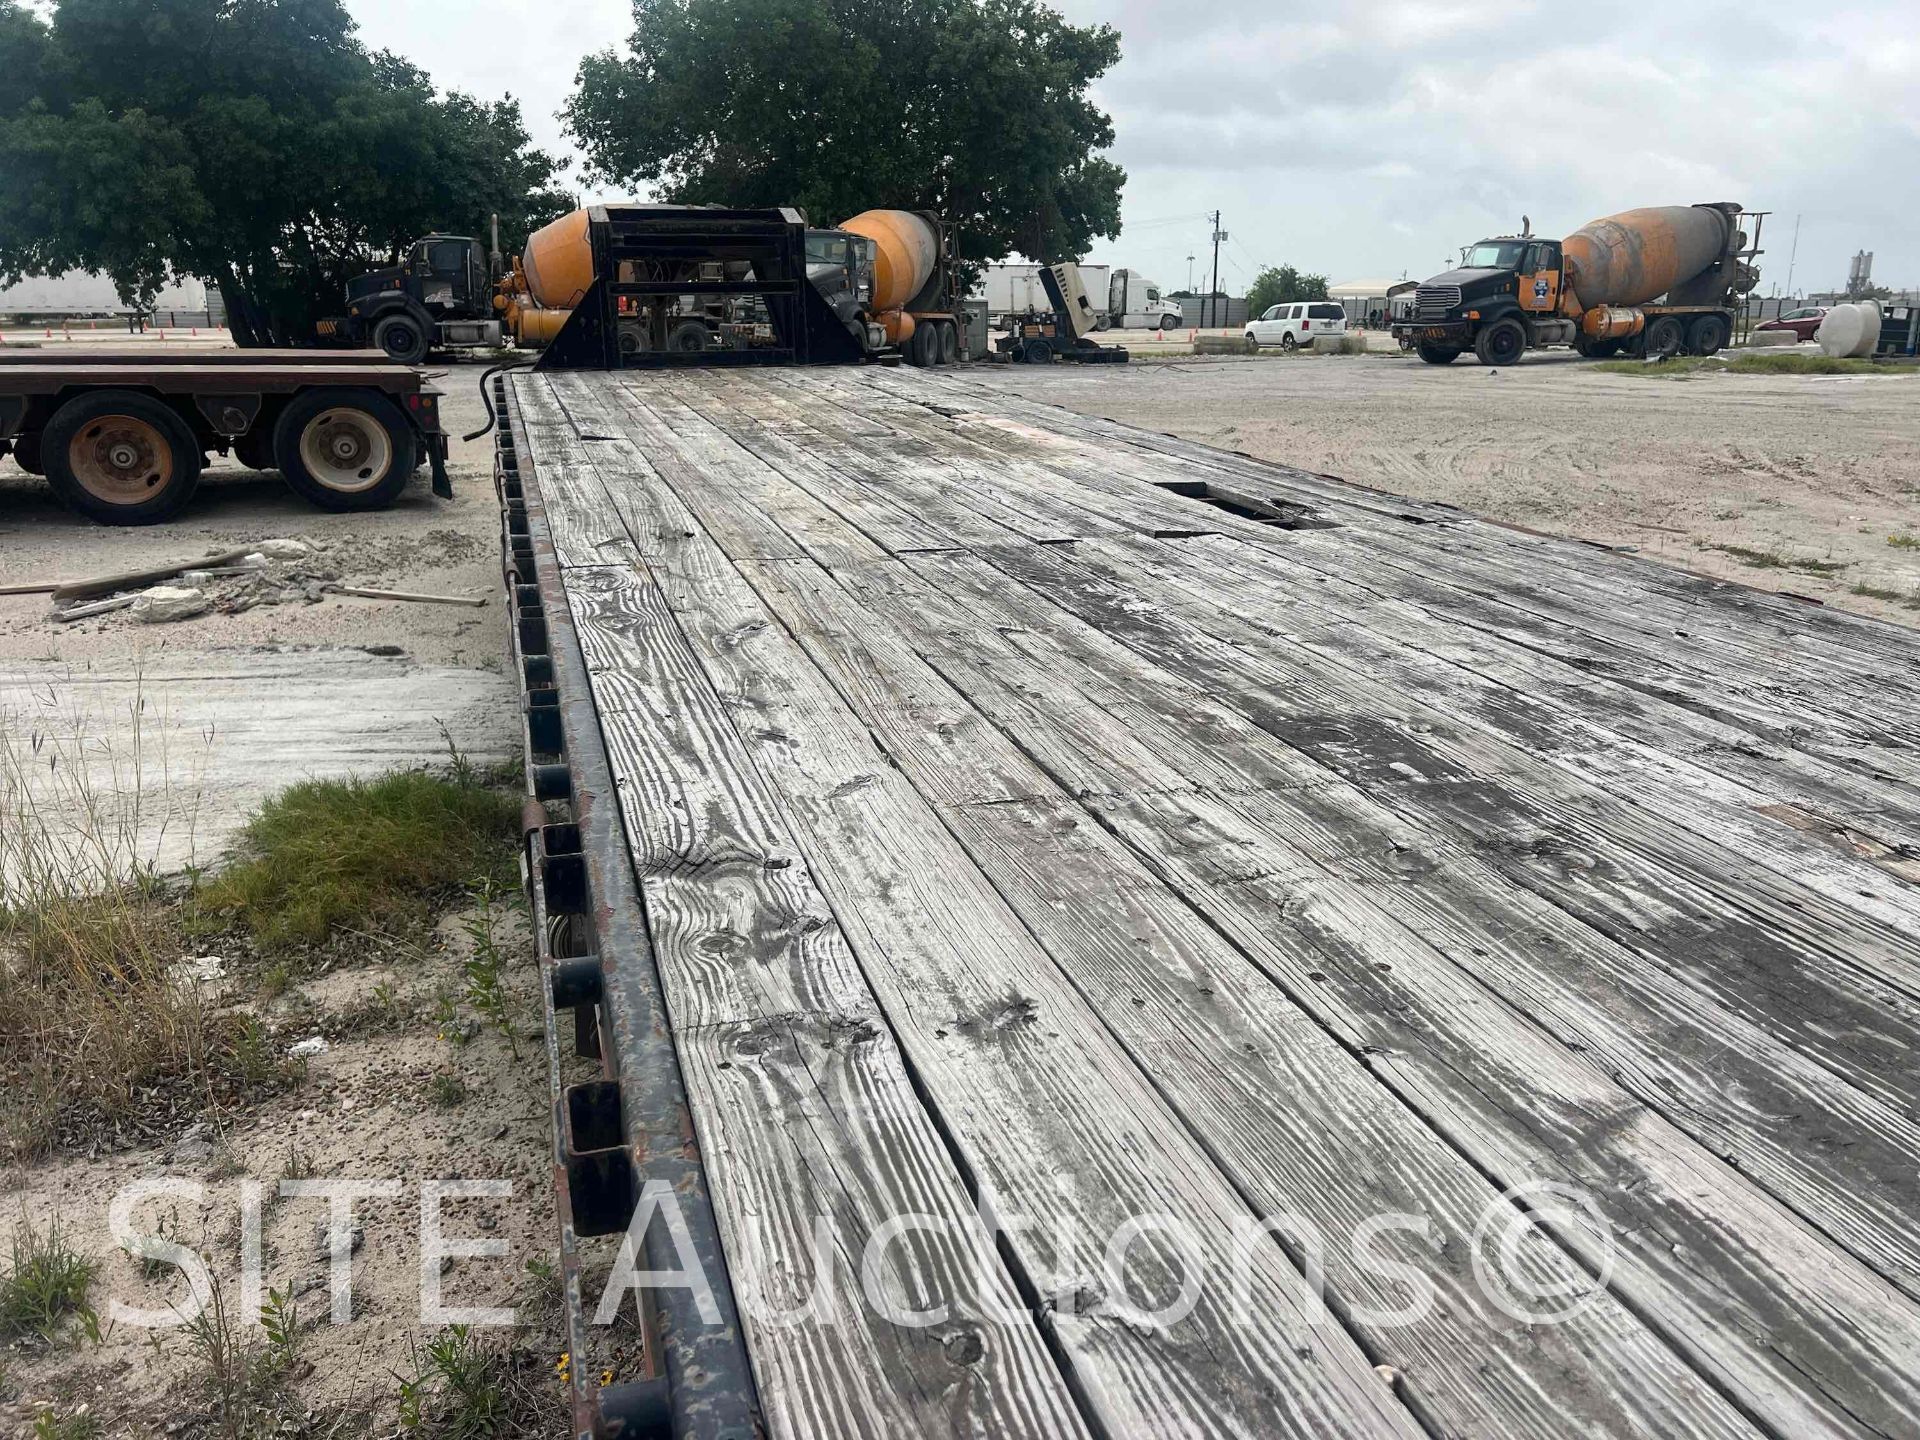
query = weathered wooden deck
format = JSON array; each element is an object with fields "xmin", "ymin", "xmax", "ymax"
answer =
[{"xmin": 508, "ymin": 365, "xmax": 1920, "ymax": 1440}]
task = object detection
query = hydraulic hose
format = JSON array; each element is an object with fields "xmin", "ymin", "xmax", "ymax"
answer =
[{"xmin": 463, "ymin": 359, "xmax": 540, "ymax": 442}]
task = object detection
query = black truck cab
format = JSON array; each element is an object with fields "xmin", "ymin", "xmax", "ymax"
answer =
[
  {"xmin": 1395, "ymin": 235, "xmax": 1568, "ymax": 365},
  {"xmin": 332, "ymin": 235, "xmax": 494, "ymax": 363}
]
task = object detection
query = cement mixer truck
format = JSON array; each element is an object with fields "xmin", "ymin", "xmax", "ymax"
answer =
[{"xmin": 1395, "ymin": 202, "xmax": 1762, "ymax": 365}]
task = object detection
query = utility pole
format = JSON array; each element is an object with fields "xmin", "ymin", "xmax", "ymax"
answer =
[
  {"xmin": 1785, "ymin": 212, "xmax": 1801, "ymax": 299},
  {"xmin": 1209, "ymin": 212, "xmax": 1224, "ymax": 329}
]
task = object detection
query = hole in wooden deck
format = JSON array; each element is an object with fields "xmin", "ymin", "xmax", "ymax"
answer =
[{"xmin": 1151, "ymin": 479, "xmax": 1337, "ymax": 531}]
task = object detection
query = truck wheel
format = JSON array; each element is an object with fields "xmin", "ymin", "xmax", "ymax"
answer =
[
  {"xmin": 373, "ymin": 313, "xmax": 430, "ymax": 365},
  {"xmin": 1417, "ymin": 342, "xmax": 1461, "ymax": 365},
  {"xmin": 273, "ymin": 388, "xmax": 413, "ymax": 512},
  {"xmin": 1686, "ymin": 314, "xmax": 1730, "ymax": 356},
  {"xmin": 11, "ymin": 431, "xmax": 44, "ymax": 475},
  {"xmin": 1644, "ymin": 315, "xmax": 1685, "ymax": 359},
  {"xmin": 43, "ymin": 390, "xmax": 202, "ymax": 526},
  {"xmin": 668, "ymin": 321, "xmax": 709, "ymax": 353},
  {"xmin": 617, "ymin": 320, "xmax": 648, "ymax": 356},
  {"xmin": 1475, "ymin": 318, "xmax": 1527, "ymax": 366},
  {"xmin": 1019, "ymin": 338, "xmax": 1053, "ymax": 365},
  {"xmin": 938, "ymin": 322, "xmax": 958, "ymax": 365}
]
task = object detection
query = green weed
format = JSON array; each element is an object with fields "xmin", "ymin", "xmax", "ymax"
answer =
[
  {"xmin": 195, "ymin": 771, "xmax": 519, "ymax": 953},
  {"xmin": 1, "ymin": 1215, "xmax": 98, "ymax": 1342},
  {"xmin": 395, "ymin": 1325, "xmax": 512, "ymax": 1438}
]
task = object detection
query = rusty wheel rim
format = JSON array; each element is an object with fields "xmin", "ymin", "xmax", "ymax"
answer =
[
  {"xmin": 69, "ymin": 416, "xmax": 173, "ymax": 505},
  {"xmin": 298, "ymin": 408, "xmax": 393, "ymax": 494}
]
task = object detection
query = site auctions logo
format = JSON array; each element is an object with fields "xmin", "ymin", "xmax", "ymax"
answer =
[{"xmin": 99, "ymin": 1172, "xmax": 1617, "ymax": 1335}]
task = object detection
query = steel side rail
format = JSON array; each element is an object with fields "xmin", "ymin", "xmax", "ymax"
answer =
[{"xmin": 496, "ymin": 375, "xmax": 761, "ymax": 1440}]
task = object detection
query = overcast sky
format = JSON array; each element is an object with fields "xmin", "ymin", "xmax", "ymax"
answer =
[{"xmin": 348, "ymin": 0, "xmax": 1918, "ymax": 296}]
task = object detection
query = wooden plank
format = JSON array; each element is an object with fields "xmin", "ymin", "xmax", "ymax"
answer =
[
  {"xmin": 514, "ymin": 377, "xmax": 1093, "ymax": 1440},
  {"xmin": 533, "ymin": 368, "xmax": 1436, "ymax": 1440},
  {"xmin": 551, "ymin": 380, "xmax": 1428, "ymax": 1440},
  {"xmin": 1125, "ymin": 532, "xmax": 1920, "ymax": 924},
  {"xmin": 850, "ymin": 367, "xmax": 1920, "ymax": 729},
  {"xmin": 741, "ymin": 557, "xmax": 1769, "ymax": 1439},
  {"xmin": 596, "ymin": 372, "xmax": 1920, "ymax": 1436},
  {"xmin": 847, "ymin": 543, "xmax": 1920, "ymax": 1294},
  {"xmin": 761, "ymin": 546, "xmax": 1920, "ymax": 1437},
  {"xmin": 965, "ymin": 538, "xmax": 1920, "ymax": 1118}
]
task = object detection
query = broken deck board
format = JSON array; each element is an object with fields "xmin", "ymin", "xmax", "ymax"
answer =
[{"xmin": 509, "ymin": 366, "xmax": 1920, "ymax": 1440}]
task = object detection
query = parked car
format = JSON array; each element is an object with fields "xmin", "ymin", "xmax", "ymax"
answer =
[
  {"xmin": 1246, "ymin": 301, "xmax": 1347, "ymax": 351},
  {"xmin": 1755, "ymin": 306, "xmax": 1829, "ymax": 342}
]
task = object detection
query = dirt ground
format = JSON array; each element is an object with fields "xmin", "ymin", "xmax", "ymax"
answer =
[{"xmin": 973, "ymin": 350, "xmax": 1920, "ymax": 626}]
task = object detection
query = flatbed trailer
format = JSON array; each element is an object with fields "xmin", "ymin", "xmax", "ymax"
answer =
[
  {"xmin": 497, "ymin": 365, "xmax": 1920, "ymax": 1439},
  {"xmin": 0, "ymin": 348, "xmax": 449, "ymax": 524}
]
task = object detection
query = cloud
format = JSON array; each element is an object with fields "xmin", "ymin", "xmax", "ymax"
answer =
[{"xmin": 345, "ymin": 0, "xmax": 1920, "ymax": 295}]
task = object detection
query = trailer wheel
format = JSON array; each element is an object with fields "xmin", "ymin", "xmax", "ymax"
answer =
[
  {"xmin": 1686, "ymin": 314, "xmax": 1730, "ymax": 356},
  {"xmin": 11, "ymin": 431, "xmax": 44, "ymax": 476},
  {"xmin": 43, "ymin": 390, "xmax": 201, "ymax": 526},
  {"xmin": 1644, "ymin": 315, "xmax": 1685, "ymax": 359},
  {"xmin": 1474, "ymin": 317, "xmax": 1527, "ymax": 366},
  {"xmin": 273, "ymin": 388, "xmax": 412, "ymax": 512},
  {"xmin": 1416, "ymin": 342, "xmax": 1461, "ymax": 365},
  {"xmin": 373, "ymin": 313, "xmax": 430, "ymax": 365}
]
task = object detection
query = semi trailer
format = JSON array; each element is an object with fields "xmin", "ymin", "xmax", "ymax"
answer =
[
  {"xmin": 1395, "ymin": 203, "xmax": 1762, "ymax": 365},
  {"xmin": 0, "ymin": 349, "xmax": 448, "ymax": 525}
]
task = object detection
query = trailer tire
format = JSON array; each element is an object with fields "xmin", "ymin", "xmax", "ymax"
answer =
[
  {"xmin": 43, "ymin": 390, "xmax": 201, "ymax": 526},
  {"xmin": 11, "ymin": 431, "xmax": 44, "ymax": 476},
  {"xmin": 1644, "ymin": 315, "xmax": 1686, "ymax": 359},
  {"xmin": 1416, "ymin": 342, "xmax": 1461, "ymax": 365},
  {"xmin": 273, "ymin": 388, "xmax": 413, "ymax": 512},
  {"xmin": 1686, "ymin": 314, "xmax": 1730, "ymax": 356},
  {"xmin": 373, "ymin": 313, "xmax": 430, "ymax": 365},
  {"xmin": 1475, "ymin": 317, "xmax": 1527, "ymax": 366}
]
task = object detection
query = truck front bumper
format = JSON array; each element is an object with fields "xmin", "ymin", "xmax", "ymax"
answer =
[{"xmin": 1393, "ymin": 321, "xmax": 1471, "ymax": 345}]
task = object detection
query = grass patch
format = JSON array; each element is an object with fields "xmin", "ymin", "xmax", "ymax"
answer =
[
  {"xmin": 1889, "ymin": 533, "xmax": 1919, "ymax": 550},
  {"xmin": 195, "ymin": 771, "xmax": 520, "ymax": 953},
  {"xmin": 1705, "ymin": 543, "xmax": 1850, "ymax": 576},
  {"xmin": 1, "ymin": 1216, "xmax": 98, "ymax": 1342},
  {"xmin": 179, "ymin": 1277, "xmax": 303, "ymax": 1440},
  {"xmin": 1851, "ymin": 582, "xmax": 1920, "ymax": 609},
  {"xmin": 1597, "ymin": 352, "xmax": 1897, "ymax": 379}
]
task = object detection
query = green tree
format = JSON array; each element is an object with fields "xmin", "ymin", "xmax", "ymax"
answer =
[
  {"xmin": 1246, "ymin": 264, "xmax": 1330, "ymax": 314},
  {"xmin": 0, "ymin": 0, "xmax": 571, "ymax": 345},
  {"xmin": 566, "ymin": 0, "xmax": 1125, "ymax": 272}
]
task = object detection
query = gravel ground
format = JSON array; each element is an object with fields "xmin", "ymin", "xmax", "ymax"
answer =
[{"xmin": 971, "ymin": 350, "xmax": 1920, "ymax": 626}]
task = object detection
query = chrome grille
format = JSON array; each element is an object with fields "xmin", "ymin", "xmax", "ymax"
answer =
[{"xmin": 1415, "ymin": 284, "xmax": 1461, "ymax": 319}]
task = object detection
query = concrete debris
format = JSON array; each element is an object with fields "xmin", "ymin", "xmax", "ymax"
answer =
[
  {"xmin": 289, "ymin": 1036, "xmax": 330, "ymax": 1059},
  {"xmin": 132, "ymin": 585, "xmax": 211, "ymax": 623},
  {"xmin": 1818, "ymin": 302, "xmax": 1883, "ymax": 359}
]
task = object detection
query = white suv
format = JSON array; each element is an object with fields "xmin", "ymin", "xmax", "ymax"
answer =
[{"xmin": 1246, "ymin": 302, "xmax": 1347, "ymax": 351}]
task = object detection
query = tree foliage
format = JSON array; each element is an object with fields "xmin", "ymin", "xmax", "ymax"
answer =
[
  {"xmin": 1246, "ymin": 264, "xmax": 1330, "ymax": 313},
  {"xmin": 566, "ymin": 0, "xmax": 1125, "ymax": 270},
  {"xmin": 0, "ymin": 0, "xmax": 571, "ymax": 344}
]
